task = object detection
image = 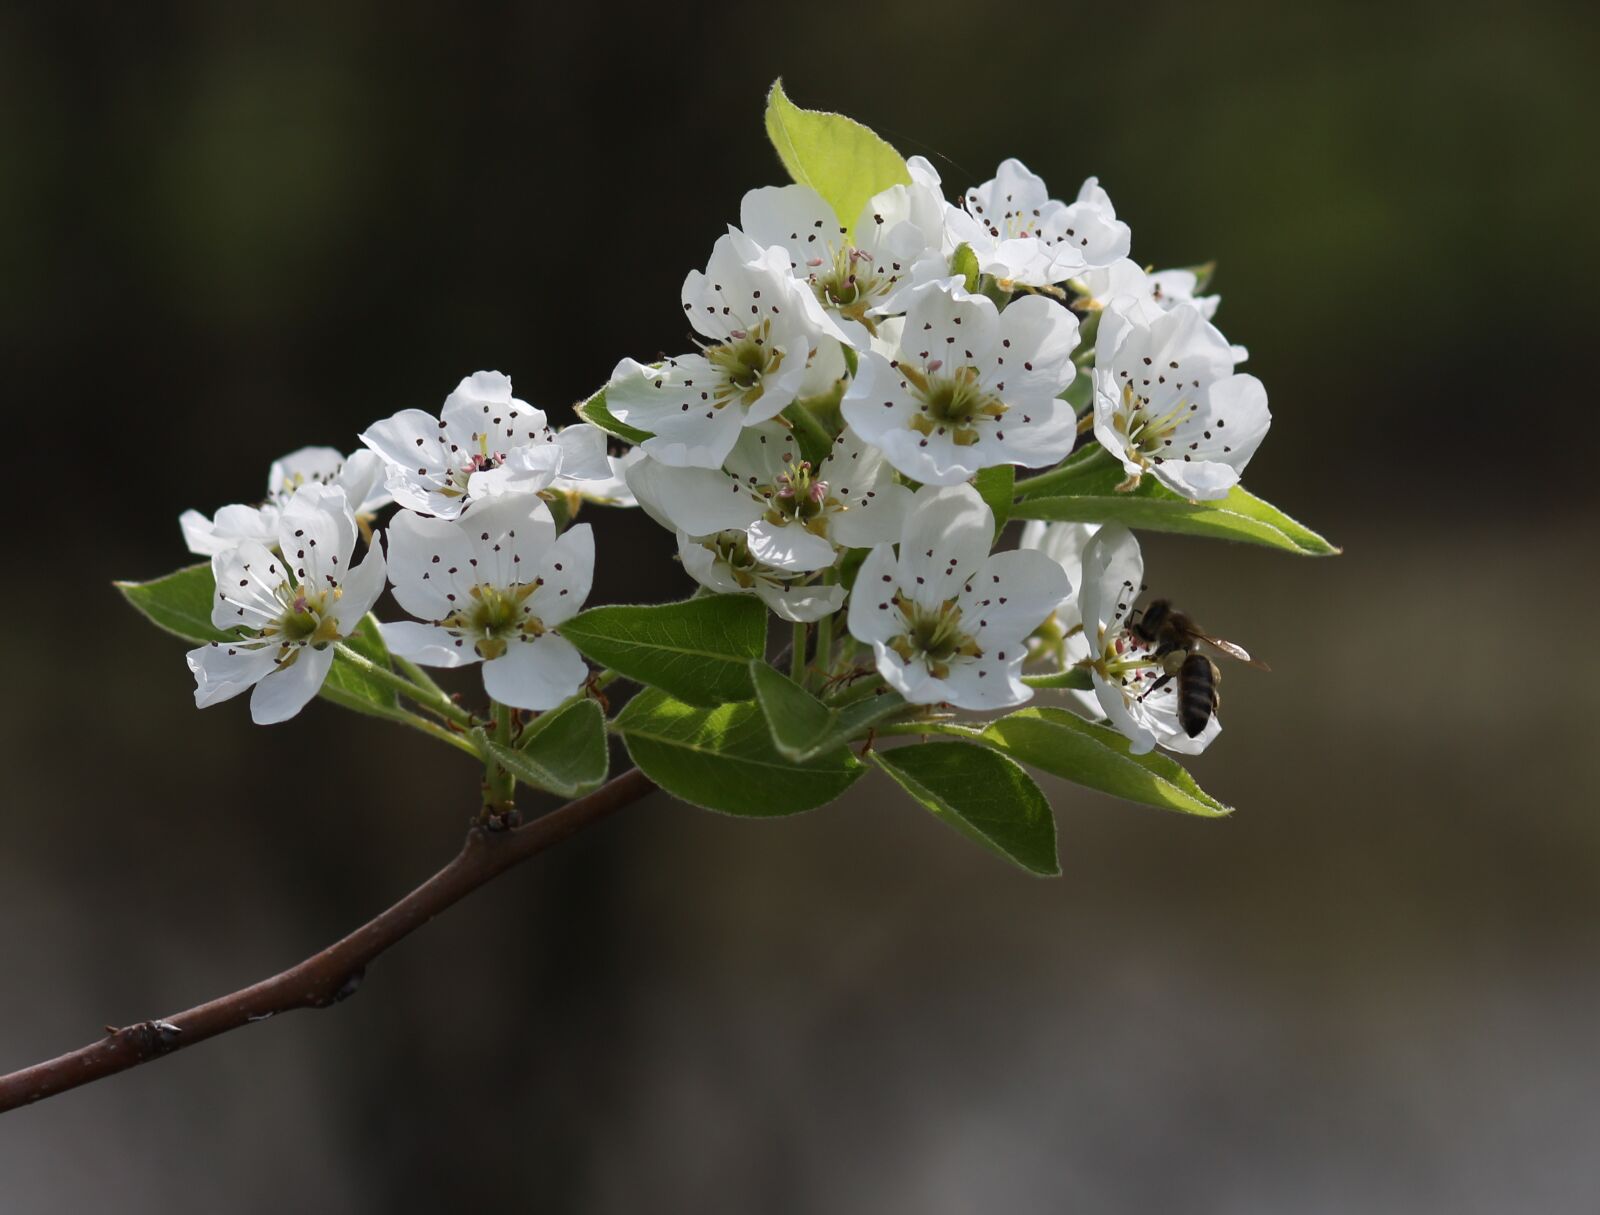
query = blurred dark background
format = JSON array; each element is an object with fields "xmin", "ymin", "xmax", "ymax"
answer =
[{"xmin": 3, "ymin": 2, "xmax": 1597, "ymax": 1210}]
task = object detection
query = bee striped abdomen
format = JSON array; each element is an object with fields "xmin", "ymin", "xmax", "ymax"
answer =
[{"xmin": 1177, "ymin": 653, "xmax": 1217, "ymax": 738}]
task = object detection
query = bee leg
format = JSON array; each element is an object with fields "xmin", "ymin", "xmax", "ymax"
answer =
[{"xmin": 1138, "ymin": 671, "xmax": 1173, "ymax": 703}]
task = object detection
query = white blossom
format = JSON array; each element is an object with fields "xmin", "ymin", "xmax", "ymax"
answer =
[
  {"xmin": 605, "ymin": 231, "xmax": 849, "ymax": 470},
  {"xmin": 841, "ymin": 283, "xmax": 1079, "ymax": 485},
  {"xmin": 1019, "ymin": 520, "xmax": 1100, "ymax": 715},
  {"xmin": 380, "ymin": 495, "xmax": 593, "ymax": 711},
  {"xmin": 738, "ymin": 176, "xmax": 946, "ymax": 347},
  {"xmin": 847, "ymin": 483, "xmax": 1068, "ymax": 709},
  {"xmin": 360, "ymin": 371, "xmax": 609, "ymax": 519},
  {"xmin": 186, "ymin": 485, "xmax": 387, "ymax": 725},
  {"xmin": 1073, "ymin": 259, "xmax": 1248, "ymax": 362},
  {"xmin": 1072, "ymin": 257, "xmax": 1220, "ymax": 320},
  {"xmin": 180, "ymin": 446, "xmax": 388, "ymax": 557},
  {"xmin": 676, "ymin": 531, "xmax": 844, "ymax": 623},
  {"xmin": 1092, "ymin": 299, "xmax": 1270, "ymax": 500},
  {"xmin": 625, "ymin": 421, "xmax": 910, "ymax": 573},
  {"xmin": 551, "ymin": 446, "xmax": 644, "ymax": 509},
  {"xmin": 1078, "ymin": 525, "xmax": 1219, "ymax": 755},
  {"xmin": 944, "ymin": 161, "xmax": 1130, "ymax": 288}
]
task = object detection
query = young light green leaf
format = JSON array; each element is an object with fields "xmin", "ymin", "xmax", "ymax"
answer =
[
  {"xmin": 981, "ymin": 706, "xmax": 1232, "ymax": 817},
  {"xmin": 749, "ymin": 661, "xmax": 906, "ymax": 762},
  {"xmin": 972, "ymin": 464, "xmax": 1015, "ymax": 534},
  {"xmin": 617, "ymin": 687, "xmax": 864, "ymax": 816},
  {"xmin": 574, "ymin": 387, "xmax": 650, "ymax": 445},
  {"xmin": 874, "ymin": 741, "xmax": 1059, "ymax": 876},
  {"xmin": 1013, "ymin": 459, "xmax": 1338, "ymax": 556},
  {"xmin": 491, "ymin": 698, "xmax": 608, "ymax": 797},
  {"xmin": 116, "ymin": 564, "xmax": 234, "ymax": 644},
  {"xmin": 764, "ymin": 79, "xmax": 911, "ymax": 240},
  {"xmin": 561, "ymin": 595, "xmax": 767, "ymax": 706}
]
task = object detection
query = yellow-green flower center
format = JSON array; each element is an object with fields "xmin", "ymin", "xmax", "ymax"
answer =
[
  {"xmin": 706, "ymin": 319, "xmax": 783, "ymax": 409},
  {"xmin": 888, "ymin": 595, "xmax": 981, "ymax": 679},
  {"xmin": 443, "ymin": 583, "xmax": 545, "ymax": 661},
  {"xmin": 259, "ymin": 583, "xmax": 343, "ymax": 648},
  {"xmin": 903, "ymin": 364, "xmax": 1007, "ymax": 447}
]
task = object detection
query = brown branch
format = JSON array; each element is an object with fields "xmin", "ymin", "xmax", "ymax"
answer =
[{"xmin": 0, "ymin": 767, "xmax": 656, "ymax": 1115}]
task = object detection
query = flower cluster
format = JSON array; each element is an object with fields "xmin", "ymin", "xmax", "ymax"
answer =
[
  {"xmin": 605, "ymin": 154, "xmax": 1271, "ymax": 751},
  {"xmin": 175, "ymin": 143, "xmax": 1273, "ymax": 758},
  {"xmin": 183, "ymin": 372, "xmax": 620, "ymax": 723}
]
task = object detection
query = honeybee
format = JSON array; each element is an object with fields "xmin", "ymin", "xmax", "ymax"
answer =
[{"xmin": 1128, "ymin": 598, "xmax": 1268, "ymax": 737}]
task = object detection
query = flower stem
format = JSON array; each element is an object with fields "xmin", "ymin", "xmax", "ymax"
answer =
[
  {"xmin": 790, "ymin": 621, "xmax": 808, "ymax": 684},
  {"xmin": 809, "ymin": 573, "xmax": 837, "ymax": 691},
  {"xmin": 483, "ymin": 700, "xmax": 516, "ymax": 811},
  {"xmin": 396, "ymin": 708, "xmax": 487, "ymax": 758},
  {"xmin": 393, "ymin": 653, "xmax": 448, "ymax": 701},
  {"xmin": 334, "ymin": 643, "xmax": 473, "ymax": 727},
  {"xmin": 872, "ymin": 719, "xmax": 983, "ymax": 739}
]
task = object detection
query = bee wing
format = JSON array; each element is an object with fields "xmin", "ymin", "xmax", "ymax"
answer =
[{"xmin": 1200, "ymin": 634, "xmax": 1270, "ymax": 670}]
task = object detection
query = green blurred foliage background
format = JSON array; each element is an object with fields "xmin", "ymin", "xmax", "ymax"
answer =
[{"xmin": 2, "ymin": 2, "xmax": 1597, "ymax": 1210}]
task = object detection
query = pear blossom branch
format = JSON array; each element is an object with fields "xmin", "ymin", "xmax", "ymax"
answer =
[{"xmin": 0, "ymin": 768, "xmax": 656, "ymax": 1116}]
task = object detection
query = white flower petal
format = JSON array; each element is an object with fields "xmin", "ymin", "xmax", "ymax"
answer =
[
  {"xmin": 249, "ymin": 645, "xmax": 335, "ymax": 725},
  {"xmin": 747, "ymin": 518, "xmax": 836, "ymax": 573},
  {"xmin": 360, "ymin": 408, "xmax": 453, "ymax": 511},
  {"xmin": 277, "ymin": 484, "xmax": 357, "ymax": 593},
  {"xmin": 639, "ymin": 397, "xmax": 747, "ymax": 470},
  {"xmin": 385, "ymin": 509, "xmax": 476, "ymax": 622},
  {"xmin": 379, "ymin": 621, "xmax": 475, "ymax": 668},
  {"xmin": 1092, "ymin": 670, "xmax": 1158, "ymax": 755},
  {"xmin": 869, "ymin": 643, "xmax": 949, "ymax": 705},
  {"xmin": 551, "ymin": 423, "xmax": 613, "ymax": 481},
  {"xmin": 940, "ymin": 655, "xmax": 1033, "ymax": 710},
  {"xmin": 187, "ymin": 642, "xmax": 278, "ymax": 708},
  {"xmin": 1079, "ymin": 525, "xmax": 1143, "ymax": 645},
  {"xmin": 899, "ymin": 483, "xmax": 993, "ymax": 612},
  {"xmin": 327, "ymin": 537, "xmax": 387, "ymax": 633},
  {"xmin": 959, "ymin": 549, "xmax": 1071, "ymax": 649},
  {"xmin": 210, "ymin": 540, "xmax": 290, "ymax": 632},
  {"xmin": 991, "ymin": 294, "xmax": 1079, "ymax": 400},
  {"xmin": 677, "ymin": 533, "xmax": 744, "ymax": 596},
  {"xmin": 483, "ymin": 635, "xmax": 588, "ymax": 711},
  {"xmin": 623, "ymin": 458, "xmax": 762, "ymax": 537},
  {"xmin": 739, "ymin": 184, "xmax": 843, "ymax": 273},
  {"xmin": 530, "ymin": 522, "xmax": 593, "ymax": 627},
  {"xmin": 847, "ymin": 545, "xmax": 905, "ymax": 645},
  {"xmin": 753, "ymin": 579, "xmax": 845, "ymax": 624}
]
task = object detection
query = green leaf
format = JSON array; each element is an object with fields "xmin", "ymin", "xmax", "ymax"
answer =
[
  {"xmin": 118, "ymin": 563, "xmax": 402, "ymax": 717},
  {"xmin": 1013, "ymin": 459, "xmax": 1339, "ymax": 556},
  {"xmin": 874, "ymin": 741, "xmax": 1059, "ymax": 875},
  {"xmin": 116, "ymin": 563, "xmax": 234, "ymax": 644},
  {"xmin": 617, "ymin": 687, "xmax": 864, "ymax": 816},
  {"xmin": 490, "ymin": 698, "xmax": 608, "ymax": 797},
  {"xmin": 981, "ymin": 706, "xmax": 1232, "ymax": 817},
  {"xmin": 749, "ymin": 661, "xmax": 906, "ymax": 762},
  {"xmin": 321, "ymin": 614, "xmax": 400, "ymax": 714},
  {"xmin": 972, "ymin": 464, "xmax": 1015, "ymax": 534},
  {"xmin": 561, "ymin": 595, "xmax": 767, "ymax": 706},
  {"xmin": 764, "ymin": 78, "xmax": 911, "ymax": 239},
  {"xmin": 574, "ymin": 387, "xmax": 650, "ymax": 445}
]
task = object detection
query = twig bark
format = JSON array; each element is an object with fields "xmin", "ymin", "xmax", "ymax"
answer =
[{"xmin": 0, "ymin": 768, "xmax": 656, "ymax": 1115}]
